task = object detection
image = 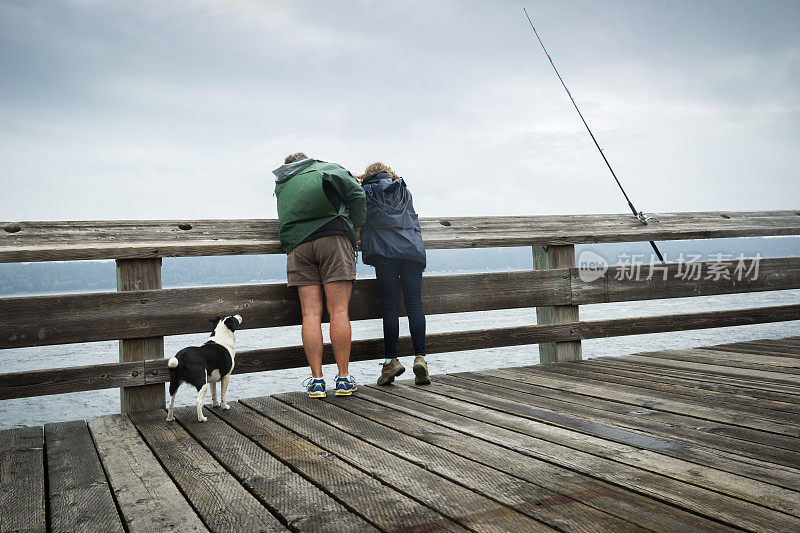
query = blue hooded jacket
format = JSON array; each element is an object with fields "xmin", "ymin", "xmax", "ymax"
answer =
[{"xmin": 360, "ymin": 172, "xmax": 426, "ymax": 267}]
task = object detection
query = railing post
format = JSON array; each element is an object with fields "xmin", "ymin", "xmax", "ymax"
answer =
[
  {"xmin": 116, "ymin": 258, "xmax": 165, "ymax": 412},
  {"xmin": 532, "ymin": 245, "xmax": 582, "ymax": 363}
]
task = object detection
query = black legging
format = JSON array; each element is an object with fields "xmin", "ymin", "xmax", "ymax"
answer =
[{"xmin": 374, "ymin": 258, "xmax": 426, "ymax": 358}]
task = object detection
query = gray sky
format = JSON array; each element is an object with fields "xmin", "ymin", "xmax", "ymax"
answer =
[{"xmin": 1, "ymin": 0, "xmax": 798, "ymax": 221}]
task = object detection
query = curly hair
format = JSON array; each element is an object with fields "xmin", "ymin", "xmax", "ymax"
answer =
[
  {"xmin": 284, "ymin": 152, "xmax": 308, "ymax": 164},
  {"xmin": 361, "ymin": 162, "xmax": 399, "ymax": 181}
]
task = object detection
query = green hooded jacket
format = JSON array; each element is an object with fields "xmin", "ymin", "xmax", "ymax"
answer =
[{"xmin": 273, "ymin": 159, "xmax": 366, "ymax": 254}]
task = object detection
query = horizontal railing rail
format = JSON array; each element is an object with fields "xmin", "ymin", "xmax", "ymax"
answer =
[
  {"xmin": 2, "ymin": 257, "xmax": 798, "ymax": 349},
  {"xmin": 3, "ymin": 210, "xmax": 800, "ymax": 262},
  {"xmin": 3, "ymin": 303, "xmax": 798, "ymax": 400},
  {"xmin": 1, "ymin": 211, "xmax": 799, "ymax": 410}
]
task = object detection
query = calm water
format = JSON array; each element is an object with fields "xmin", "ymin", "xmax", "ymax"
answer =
[{"xmin": 2, "ymin": 288, "xmax": 798, "ymax": 430}]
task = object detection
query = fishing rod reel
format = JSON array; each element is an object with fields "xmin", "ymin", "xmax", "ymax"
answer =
[{"xmin": 636, "ymin": 211, "xmax": 660, "ymax": 225}]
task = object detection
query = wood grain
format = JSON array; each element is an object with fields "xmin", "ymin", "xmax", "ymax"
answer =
[
  {"xmin": 533, "ymin": 244, "xmax": 581, "ymax": 363},
  {"xmin": 87, "ymin": 414, "xmax": 207, "ymax": 532},
  {"xmin": 0, "ymin": 426, "xmax": 45, "ymax": 533},
  {"xmin": 117, "ymin": 258, "xmax": 164, "ymax": 412},
  {"xmin": 4, "ymin": 304, "xmax": 799, "ymax": 400},
  {"xmin": 213, "ymin": 402, "xmax": 467, "ymax": 532},
  {"xmin": 3, "ymin": 210, "xmax": 800, "ymax": 262},
  {"xmin": 44, "ymin": 420, "xmax": 124, "ymax": 532},
  {"xmin": 129, "ymin": 409, "xmax": 286, "ymax": 532}
]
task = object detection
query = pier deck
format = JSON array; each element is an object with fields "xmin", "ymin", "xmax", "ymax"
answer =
[{"xmin": 3, "ymin": 336, "xmax": 800, "ymax": 533}]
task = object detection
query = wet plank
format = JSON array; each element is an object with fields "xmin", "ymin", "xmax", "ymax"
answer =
[
  {"xmin": 592, "ymin": 356, "xmax": 800, "ymax": 397},
  {"xmin": 44, "ymin": 420, "xmax": 124, "ymax": 533},
  {"xmin": 490, "ymin": 367, "xmax": 800, "ymax": 437},
  {"xmin": 0, "ymin": 426, "xmax": 45, "ymax": 533},
  {"xmin": 277, "ymin": 393, "xmax": 640, "ymax": 533},
  {"xmin": 637, "ymin": 349, "xmax": 800, "ymax": 374},
  {"xmin": 433, "ymin": 374, "xmax": 800, "ymax": 489},
  {"xmin": 580, "ymin": 358, "xmax": 800, "ymax": 404},
  {"xmin": 128, "ymin": 410, "xmax": 286, "ymax": 532},
  {"xmin": 86, "ymin": 414, "xmax": 207, "ymax": 532},
  {"xmin": 617, "ymin": 354, "xmax": 800, "ymax": 387},
  {"xmin": 324, "ymin": 389, "xmax": 733, "ymax": 533},
  {"xmin": 544, "ymin": 361, "xmax": 800, "ymax": 417},
  {"xmin": 170, "ymin": 405, "xmax": 377, "ymax": 533},
  {"xmin": 241, "ymin": 396, "xmax": 556, "ymax": 533},
  {"xmin": 212, "ymin": 401, "xmax": 467, "ymax": 532},
  {"xmin": 421, "ymin": 376, "xmax": 800, "ymax": 506}
]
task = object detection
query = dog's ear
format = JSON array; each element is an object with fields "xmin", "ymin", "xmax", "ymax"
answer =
[{"xmin": 209, "ymin": 317, "xmax": 222, "ymax": 325}]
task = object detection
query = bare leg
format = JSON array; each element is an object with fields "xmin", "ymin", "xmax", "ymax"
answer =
[
  {"xmin": 324, "ymin": 280, "xmax": 353, "ymax": 377},
  {"xmin": 297, "ymin": 285, "xmax": 325, "ymax": 378},
  {"xmin": 211, "ymin": 381, "xmax": 219, "ymax": 407},
  {"xmin": 220, "ymin": 374, "xmax": 231, "ymax": 409},
  {"xmin": 166, "ymin": 393, "xmax": 176, "ymax": 421},
  {"xmin": 196, "ymin": 384, "xmax": 208, "ymax": 422}
]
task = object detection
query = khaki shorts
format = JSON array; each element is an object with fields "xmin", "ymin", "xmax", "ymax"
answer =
[{"xmin": 287, "ymin": 234, "xmax": 356, "ymax": 287}]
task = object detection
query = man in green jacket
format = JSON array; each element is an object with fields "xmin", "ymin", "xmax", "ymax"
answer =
[{"xmin": 274, "ymin": 152, "xmax": 366, "ymax": 398}]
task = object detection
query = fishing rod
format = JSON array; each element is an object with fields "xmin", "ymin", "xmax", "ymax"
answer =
[{"xmin": 523, "ymin": 8, "xmax": 665, "ymax": 263}]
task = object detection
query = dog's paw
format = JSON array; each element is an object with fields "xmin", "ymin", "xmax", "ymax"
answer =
[
  {"xmin": 221, "ymin": 403, "xmax": 231, "ymax": 410},
  {"xmin": 165, "ymin": 415, "xmax": 174, "ymax": 422},
  {"xmin": 212, "ymin": 401, "xmax": 221, "ymax": 408},
  {"xmin": 198, "ymin": 415, "xmax": 208, "ymax": 423}
]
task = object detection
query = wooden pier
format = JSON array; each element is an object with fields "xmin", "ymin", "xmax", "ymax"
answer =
[
  {"xmin": 2, "ymin": 336, "xmax": 799, "ymax": 532},
  {"xmin": 2, "ymin": 210, "xmax": 800, "ymax": 531}
]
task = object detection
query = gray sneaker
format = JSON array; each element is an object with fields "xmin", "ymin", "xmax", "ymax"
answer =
[
  {"xmin": 377, "ymin": 358, "xmax": 405, "ymax": 386},
  {"xmin": 413, "ymin": 356, "xmax": 430, "ymax": 385}
]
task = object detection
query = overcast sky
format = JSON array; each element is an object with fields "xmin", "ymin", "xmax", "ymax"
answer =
[{"xmin": 1, "ymin": 0, "xmax": 798, "ymax": 221}]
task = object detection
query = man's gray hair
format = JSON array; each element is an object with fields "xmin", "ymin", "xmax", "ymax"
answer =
[{"xmin": 284, "ymin": 152, "xmax": 308, "ymax": 164}]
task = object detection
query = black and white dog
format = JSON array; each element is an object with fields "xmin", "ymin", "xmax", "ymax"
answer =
[{"xmin": 166, "ymin": 314, "xmax": 242, "ymax": 422}]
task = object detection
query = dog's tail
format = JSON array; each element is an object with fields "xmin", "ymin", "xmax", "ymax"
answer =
[{"xmin": 168, "ymin": 356, "xmax": 179, "ymax": 369}]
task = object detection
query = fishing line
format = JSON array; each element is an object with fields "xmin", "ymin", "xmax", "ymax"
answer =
[{"xmin": 523, "ymin": 8, "xmax": 665, "ymax": 263}]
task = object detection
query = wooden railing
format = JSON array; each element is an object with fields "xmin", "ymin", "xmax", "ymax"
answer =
[{"xmin": 2, "ymin": 210, "xmax": 800, "ymax": 412}]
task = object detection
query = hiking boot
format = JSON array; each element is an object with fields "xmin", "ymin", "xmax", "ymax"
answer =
[
  {"xmin": 377, "ymin": 358, "xmax": 405, "ymax": 386},
  {"xmin": 413, "ymin": 356, "xmax": 430, "ymax": 385},
  {"xmin": 334, "ymin": 375, "xmax": 358, "ymax": 396}
]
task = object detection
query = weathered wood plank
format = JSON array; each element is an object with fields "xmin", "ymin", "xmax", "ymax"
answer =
[
  {"xmin": 242, "ymin": 396, "xmax": 555, "ymax": 533},
  {"xmin": 349, "ymin": 387, "xmax": 739, "ymax": 533},
  {"xmin": 0, "ymin": 360, "xmax": 145, "ymax": 400},
  {"xmin": 593, "ymin": 356, "xmax": 800, "ymax": 396},
  {"xmin": 277, "ymin": 393, "xmax": 639, "ymax": 532},
  {"xmin": 128, "ymin": 410, "xmax": 286, "ymax": 532},
  {"xmin": 5, "ymin": 304, "xmax": 800, "ymax": 400},
  {"xmin": 491, "ymin": 366, "xmax": 800, "ymax": 438},
  {"xmin": 636, "ymin": 348, "xmax": 800, "ymax": 375},
  {"xmin": 369, "ymin": 381, "xmax": 800, "ymax": 531},
  {"xmin": 87, "ymin": 414, "xmax": 207, "ymax": 532},
  {"xmin": 571, "ymin": 256, "xmax": 800, "ymax": 304},
  {"xmin": 44, "ymin": 420, "xmax": 124, "ymax": 533},
  {"xmin": 445, "ymin": 372, "xmax": 800, "ymax": 466},
  {"xmin": 619, "ymin": 354, "xmax": 800, "ymax": 387},
  {"xmin": 534, "ymin": 244, "xmax": 581, "ymax": 362},
  {"xmin": 432, "ymin": 373, "xmax": 800, "ymax": 491},
  {"xmin": 0, "ymin": 269, "xmax": 568, "ymax": 349},
  {"xmin": 544, "ymin": 360, "xmax": 800, "ymax": 418},
  {"xmin": 170, "ymin": 405, "xmax": 376, "ymax": 532},
  {"xmin": 0, "ymin": 426, "xmax": 45, "ymax": 533},
  {"xmin": 3, "ymin": 256, "xmax": 798, "ymax": 350},
  {"xmin": 359, "ymin": 382, "xmax": 800, "ymax": 522},
  {"xmin": 563, "ymin": 359, "xmax": 800, "ymax": 412},
  {"xmin": 117, "ymin": 258, "xmax": 164, "ymax": 412},
  {"xmin": 3, "ymin": 210, "xmax": 800, "ymax": 262},
  {"xmin": 212, "ymin": 402, "xmax": 468, "ymax": 532}
]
